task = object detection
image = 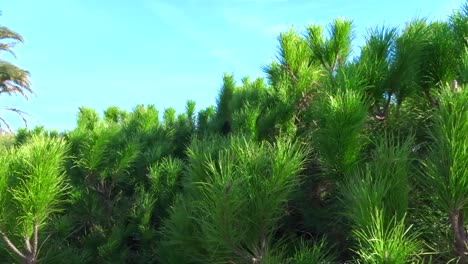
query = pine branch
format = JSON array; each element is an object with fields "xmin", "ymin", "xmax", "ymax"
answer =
[
  {"xmin": 24, "ymin": 238, "xmax": 32, "ymax": 254},
  {"xmin": 283, "ymin": 64, "xmax": 298, "ymax": 83},
  {"xmin": 0, "ymin": 229, "xmax": 27, "ymax": 260},
  {"xmin": 33, "ymin": 221, "xmax": 38, "ymax": 257}
]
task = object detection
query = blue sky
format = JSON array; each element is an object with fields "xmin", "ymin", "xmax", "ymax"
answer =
[{"xmin": 1, "ymin": 0, "xmax": 465, "ymax": 131}]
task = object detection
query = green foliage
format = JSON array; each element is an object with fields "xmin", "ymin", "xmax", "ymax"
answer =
[
  {"xmin": 77, "ymin": 107, "xmax": 100, "ymax": 130},
  {"xmin": 159, "ymin": 136, "xmax": 307, "ymax": 263},
  {"xmin": 307, "ymin": 18, "xmax": 354, "ymax": 74},
  {"xmin": 185, "ymin": 100, "xmax": 197, "ymax": 131},
  {"xmin": 125, "ymin": 104, "xmax": 159, "ymax": 134},
  {"xmin": 232, "ymin": 103, "xmax": 261, "ymax": 140},
  {"xmin": 450, "ymin": 2, "xmax": 468, "ymax": 69},
  {"xmin": 419, "ymin": 22, "xmax": 459, "ymax": 89},
  {"xmin": 215, "ymin": 73, "xmax": 236, "ymax": 135},
  {"xmin": 0, "ymin": 132, "xmax": 14, "ymax": 147},
  {"xmin": 13, "ymin": 126, "xmax": 60, "ymax": 147},
  {"xmin": 337, "ymin": 133, "xmax": 421, "ymax": 263},
  {"xmin": 358, "ymin": 25, "xmax": 397, "ymax": 106},
  {"xmin": 197, "ymin": 105, "xmax": 215, "ymax": 134},
  {"xmin": 0, "ymin": 147, "xmax": 12, "ymax": 223},
  {"xmin": 148, "ymin": 157, "xmax": 184, "ymax": 220},
  {"xmin": 287, "ymin": 239, "xmax": 336, "ymax": 264},
  {"xmin": 0, "ymin": 135, "xmax": 69, "ymax": 263},
  {"xmin": 352, "ymin": 209, "xmax": 421, "ymax": 263},
  {"xmin": 420, "ymin": 84, "xmax": 468, "ymax": 213},
  {"xmin": 390, "ymin": 19, "xmax": 429, "ymax": 106},
  {"xmin": 2, "ymin": 3, "xmax": 468, "ymax": 263},
  {"xmin": 8, "ymin": 136, "xmax": 69, "ymax": 237},
  {"xmin": 459, "ymin": 47, "xmax": 468, "ymax": 84},
  {"xmin": 103, "ymin": 106, "xmax": 127, "ymax": 124},
  {"xmin": 276, "ymin": 28, "xmax": 321, "ymax": 92},
  {"xmin": 341, "ymin": 133, "xmax": 414, "ymax": 227},
  {"xmin": 310, "ymin": 89, "xmax": 369, "ymax": 176},
  {"xmin": 163, "ymin": 107, "xmax": 176, "ymax": 128}
]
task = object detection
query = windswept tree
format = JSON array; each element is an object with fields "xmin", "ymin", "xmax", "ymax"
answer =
[{"xmin": 0, "ymin": 11, "xmax": 32, "ymax": 132}]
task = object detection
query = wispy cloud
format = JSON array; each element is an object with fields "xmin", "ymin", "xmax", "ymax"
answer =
[
  {"xmin": 222, "ymin": 11, "xmax": 292, "ymax": 37},
  {"xmin": 220, "ymin": 1, "xmax": 329, "ymax": 36},
  {"xmin": 145, "ymin": 1, "xmax": 242, "ymax": 68}
]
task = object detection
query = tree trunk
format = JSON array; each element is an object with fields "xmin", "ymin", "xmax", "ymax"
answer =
[
  {"xmin": 450, "ymin": 209, "xmax": 468, "ymax": 263},
  {"xmin": 382, "ymin": 91, "xmax": 393, "ymax": 118},
  {"xmin": 422, "ymin": 86, "xmax": 438, "ymax": 107},
  {"xmin": 0, "ymin": 226, "xmax": 38, "ymax": 264},
  {"xmin": 23, "ymin": 254, "xmax": 36, "ymax": 264}
]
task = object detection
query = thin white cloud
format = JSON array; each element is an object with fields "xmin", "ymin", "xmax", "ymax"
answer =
[
  {"xmin": 145, "ymin": 1, "xmax": 243, "ymax": 68},
  {"xmin": 220, "ymin": 1, "xmax": 329, "ymax": 36},
  {"xmin": 222, "ymin": 11, "xmax": 292, "ymax": 37}
]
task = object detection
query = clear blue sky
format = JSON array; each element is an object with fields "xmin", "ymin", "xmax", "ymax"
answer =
[{"xmin": 1, "ymin": 0, "xmax": 465, "ymax": 131}]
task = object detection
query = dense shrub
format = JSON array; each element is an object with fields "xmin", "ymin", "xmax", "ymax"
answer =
[{"xmin": 1, "ymin": 2, "xmax": 467, "ymax": 263}]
